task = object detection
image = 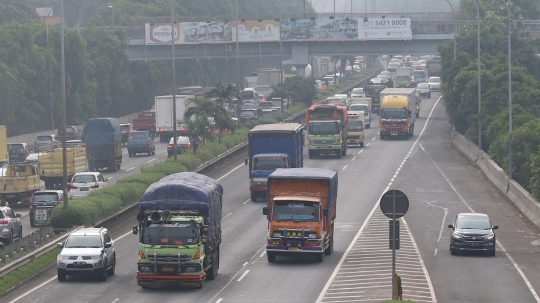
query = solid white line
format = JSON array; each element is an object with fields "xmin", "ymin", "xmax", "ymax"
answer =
[
  {"xmin": 217, "ymin": 163, "xmax": 245, "ymax": 181},
  {"xmin": 426, "ymin": 200, "xmax": 447, "ymax": 243},
  {"xmin": 223, "ymin": 212, "xmax": 233, "ymax": 219},
  {"xmin": 242, "ymin": 262, "xmax": 248, "ymax": 267},
  {"xmin": 315, "ymin": 95, "xmax": 442, "ymax": 303},
  {"xmin": 146, "ymin": 158, "xmax": 156, "ymax": 163},
  {"xmin": 237, "ymin": 270, "xmax": 250, "ymax": 282},
  {"xmin": 342, "ymin": 165, "xmax": 348, "ymax": 170},
  {"xmin": 111, "ymin": 299, "xmax": 119, "ymax": 303},
  {"xmin": 215, "ymin": 299, "xmax": 223, "ymax": 303},
  {"xmin": 126, "ymin": 167, "xmax": 135, "ymax": 172},
  {"xmin": 243, "ymin": 199, "xmax": 250, "ymax": 204},
  {"xmin": 434, "ymin": 248, "xmax": 438, "ymax": 256},
  {"xmin": 372, "ymin": 137, "xmax": 376, "ymax": 141},
  {"xmin": 259, "ymin": 251, "xmax": 266, "ymax": 258},
  {"xmin": 9, "ymin": 276, "xmax": 57, "ymax": 303},
  {"xmin": 420, "ymin": 144, "xmax": 425, "ymax": 151}
]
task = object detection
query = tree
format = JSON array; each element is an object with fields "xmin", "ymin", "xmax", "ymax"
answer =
[
  {"xmin": 181, "ymin": 118, "xmax": 212, "ymax": 155},
  {"xmin": 206, "ymin": 81, "xmax": 241, "ymax": 116}
]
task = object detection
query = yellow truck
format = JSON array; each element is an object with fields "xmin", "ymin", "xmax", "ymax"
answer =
[
  {"xmin": 39, "ymin": 142, "xmax": 88, "ymax": 189},
  {"xmin": 0, "ymin": 164, "xmax": 41, "ymax": 206},
  {"xmin": 0, "ymin": 125, "xmax": 8, "ymax": 165},
  {"xmin": 347, "ymin": 112, "xmax": 365, "ymax": 147},
  {"xmin": 379, "ymin": 88, "xmax": 416, "ymax": 140}
]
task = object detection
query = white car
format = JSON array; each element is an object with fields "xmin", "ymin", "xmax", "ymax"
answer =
[
  {"xmin": 427, "ymin": 77, "xmax": 441, "ymax": 91},
  {"xmin": 350, "ymin": 88, "xmax": 365, "ymax": 98},
  {"xmin": 369, "ymin": 78, "xmax": 383, "ymax": 84},
  {"xmin": 69, "ymin": 172, "xmax": 109, "ymax": 199}
]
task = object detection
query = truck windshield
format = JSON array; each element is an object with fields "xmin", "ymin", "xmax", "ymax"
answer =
[
  {"xmin": 413, "ymin": 71, "xmax": 426, "ymax": 78},
  {"xmin": 396, "ymin": 76, "xmax": 410, "ymax": 82},
  {"xmin": 309, "ymin": 122, "xmax": 339, "ymax": 135},
  {"xmin": 349, "ymin": 105, "xmax": 368, "ymax": 114},
  {"xmin": 254, "ymin": 157, "xmax": 287, "ymax": 170},
  {"xmin": 348, "ymin": 120, "xmax": 363, "ymax": 131},
  {"xmin": 381, "ymin": 108, "xmax": 407, "ymax": 119},
  {"xmin": 273, "ymin": 201, "xmax": 319, "ymax": 222},
  {"xmin": 365, "ymin": 86, "xmax": 384, "ymax": 96},
  {"xmin": 142, "ymin": 222, "xmax": 199, "ymax": 246}
]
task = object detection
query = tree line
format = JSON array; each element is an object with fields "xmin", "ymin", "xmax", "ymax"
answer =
[
  {"xmin": 439, "ymin": 0, "xmax": 540, "ymax": 198},
  {"xmin": 0, "ymin": 0, "xmax": 311, "ymax": 136}
]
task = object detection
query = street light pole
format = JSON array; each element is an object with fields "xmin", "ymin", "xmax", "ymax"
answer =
[
  {"xmin": 235, "ymin": 0, "xmax": 240, "ymax": 89},
  {"xmin": 60, "ymin": 0, "xmax": 68, "ymax": 209},
  {"xmin": 502, "ymin": 0, "xmax": 512, "ymax": 179},
  {"xmin": 46, "ymin": 7, "xmax": 55, "ymax": 134},
  {"xmin": 472, "ymin": 0, "xmax": 481, "ymax": 156},
  {"xmin": 171, "ymin": 0, "xmax": 178, "ymax": 162},
  {"xmin": 108, "ymin": 6, "xmax": 114, "ymax": 27},
  {"xmin": 444, "ymin": 0, "xmax": 456, "ymax": 59}
]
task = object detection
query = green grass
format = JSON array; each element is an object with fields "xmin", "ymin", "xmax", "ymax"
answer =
[
  {"xmin": 315, "ymin": 64, "xmax": 381, "ymax": 101},
  {"xmin": 0, "ymin": 247, "xmax": 61, "ymax": 293}
]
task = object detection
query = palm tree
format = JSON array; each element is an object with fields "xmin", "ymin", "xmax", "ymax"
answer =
[
  {"xmin": 185, "ymin": 96, "xmax": 235, "ymax": 144},
  {"xmin": 206, "ymin": 81, "xmax": 242, "ymax": 116},
  {"xmin": 181, "ymin": 118, "xmax": 212, "ymax": 155}
]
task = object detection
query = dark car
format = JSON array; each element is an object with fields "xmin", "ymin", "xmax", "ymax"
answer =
[
  {"xmin": 127, "ymin": 131, "xmax": 155, "ymax": 157},
  {"xmin": 416, "ymin": 83, "xmax": 431, "ymax": 98},
  {"xmin": 258, "ymin": 101, "xmax": 273, "ymax": 110},
  {"xmin": 34, "ymin": 134, "xmax": 60, "ymax": 152},
  {"xmin": 7, "ymin": 143, "xmax": 31, "ymax": 163},
  {"xmin": 448, "ymin": 213, "xmax": 498, "ymax": 256},
  {"xmin": 57, "ymin": 126, "xmax": 81, "ymax": 141},
  {"xmin": 119, "ymin": 123, "xmax": 133, "ymax": 146},
  {"xmin": 239, "ymin": 109, "xmax": 258, "ymax": 124},
  {"xmin": 29, "ymin": 190, "xmax": 64, "ymax": 227}
]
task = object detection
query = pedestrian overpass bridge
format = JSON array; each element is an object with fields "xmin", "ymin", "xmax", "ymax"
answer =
[{"xmin": 123, "ymin": 12, "xmax": 470, "ymax": 61}]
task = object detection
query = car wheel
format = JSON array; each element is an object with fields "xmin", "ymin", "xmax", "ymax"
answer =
[
  {"xmin": 6, "ymin": 230, "xmax": 13, "ymax": 244},
  {"xmin": 19, "ymin": 226, "xmax": 22, "ymax": 238},
  {"xmin": 107, "ymin": 254, "xmax": 116, "ymax": 276},
  {"xmin": 99, "ymin": 261, "xmax": 108, "ymax": 281},
  {"xmin": 128, "ymin": 153, "xmax": 133, "ymax": 157},
  {"xmin": 57, "ymin": 270, "xmax": 67, "ymax": 282},
  {"xmin": 267, "ymin": 252, "xmax": 277, "ymax": 263},
  {"xmin": 488, "ymin": 249, "xmax": 496, "ymax": 257}
]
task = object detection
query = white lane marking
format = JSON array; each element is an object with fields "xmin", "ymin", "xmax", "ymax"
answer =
[
  {"xmin": 358, "ymin": 150, "xmax": 364, "ymax": 154},
  {"xmin": 217, "ymin": 163, "xmax": 245, "ymax": 181},
  {"xmin": 372, "ymin": 137, "xmax": 376, "ymax": 141},
  {"xmin": 426, "ymin": 200, "xmax": 447, "ymax": 243},
  {"xmin": 126, "ymin": 167, "xmax": 135, "ymax": 172},
  {"xmin": 237, "ymin": 270, "xmax": 250, "ymax": 282},
  {"xmin": 378, "ymin": 132, "xmax": 380, "ymax": 135},
  {"xmin": 108, "ymin": 177, "xmax": 114, "ymax": 180},
  {"xmin": 8, "ymin": 276, "xmax": 57, "ymax": 303},
  {"xmin": 352, "ymin": 156, "xmax": 357, "ymax": 161},
  {"xmin": 342, "ymin": 165, "xmax": 348, "ymax": 171},
  {"xmin": 122, "ymin": 152, "xmax": 127, "ymax": 155},
  {"xmin": 164, "ymin": 153, "xmax": 167, "ymax": 156},
  {"xmin": 422, "ymin": 140, "xmax": 540, "ymax": 302},
  {"xmin": 243, "ymin": 199, "xmax": 250, "ymax": 205},
  {"xmin": 366, "ymin": 143, "xmax": 370, "ymax": 147},
  {"xmin": 316, "ymin": 95, "xmax": 442, "ymax": 303},
  {"xmin": 242, "ymin": 262, "xmax": 248, "ymax": 267},
  {"xmin": 223, "ymin": 212, "xmax": 233, "ymax": 219},
  {"xmin": 216, "ymin": 299, "xmax": 223, "ymax": 303},
  {"xmin": 434, "ymin": 248, "xmax": 438, "ymax": 256},
  {"xmin": 420, "ymin": 144, "xmax": 425, "ymax": 151},
  {"xmin": 146, "ymin": 158, "xmax": 156, "ymax": 163},
  {"xmin": 111, "ymin": 299, "xmax": 119, "ymax": 303},
  {"xmin": 259, "ymin": 251, "xmax": 266, "ymax": 258}
]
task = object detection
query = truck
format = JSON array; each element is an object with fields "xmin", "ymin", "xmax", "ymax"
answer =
[
  {"xmin": 245, "ymin": 123, "xmax": 304, "ymax": 202},
  {"xmin": 364, "ymin": 83, "xmax": 387, "ymax": 114},
  {"xmin": 349, "ymin": 97, "xmax": 372, "ymax": 128},
  {"xmin": 379, "ymin": 88, "xmax": 417, "ymax": 140},
  {"xmin": 395, "ymin": 67, "xmax": 413, "ymax": 88},
  {"xmin": 156, "ymin": 95, "xmax": 190, "ymax": 143},
  {"xmin": 0, "ymin": 163, "xmax": 41, "ymax": 207},
  {"xmin": 39, "ymin": 142, "xmax": 88, "ymax": 189},
  {"xmin": 0, "ymin": 125, "xmax": 8, "ymax": 166},
  {"xmin": 346, "ymin": 112, "xmax": 365, "ymax": 147},
  {"xmin": 81, "ymin": 118, "xmax": 123, "ymax": 172},
  {"xmin": 133, "ymin": 110, "xmax": 157, "ymax": 137},
  {"xmin": 412, "ymin": 64, "xmax": 428, "ymax": 83},
  {"xmin": 133, "ymin": 172, "xmax": 223, "ymax": 289},
  {"xmin": 306, "ymin": 104, "xmax": 348, "ymax": 159},
  {"xmin": 263, "ymin": 167, "xmax": 338, "ymax": 263}
]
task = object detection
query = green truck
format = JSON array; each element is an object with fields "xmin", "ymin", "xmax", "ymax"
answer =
[
  {"xmin": 133, "ymin": 172, "xmax": 223, "ymax": 289},
  {"xmin": 306, "ymin": 104, "xmax": 348, "ymax": 159}
]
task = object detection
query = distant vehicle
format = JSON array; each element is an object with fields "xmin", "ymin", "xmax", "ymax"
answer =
[
  {"xmin": 417, "ymin": 83, "xmax": 431, "ymax": 98},
  {"xmin": 126, "ymin": 131, "xmax": 155, "ymax": 157},
  {"xmin": 132, "ymin": 111, "xmax": 156, "ymax": 137},
  {"xmin": 119, "ymin": 123, "xmax": 133, "ymax": 146},
  {"xmin": 23, "ymin": 152, "xmax": 46, "ymax": 165},
  {"xmin": 258, "ymin": 101, "xmax": 273, "ymax": 109},
  {"xmin": 427, "ymin": 77, "xmax": 441, "ymax": 91},
  {"xmin": 29, "ymin": 190, "xmax": 64, "ymax": 227},
  {"xmin": 448, "ymin": 213, "xmax": 498, "ymax": 256},
  {"xmin": 167, "ymin": 136, "xmax": 191, "ymax": 157},
  {"xmin": 82, "ymin": 118, "xmax": 123, "ymax": 172},
  {"xmin": 259, "ymin": 109, "xmax": 279, "ymax": 119},
  {"xmin": 0, "ymin": 206, "xmax": 22, "ymax": 244},
  {"xmin": 7, "ymin": 143, "xmax": 31, "ymax": 163},
  {"xmin": 177, "ymin": 86, "xmax": 207, "ymax": 96},
  {"xmin": 56, "ymin": 227, "xmax": 116, "ymax": 281},
  {"xmin": 369, "ymin": 78, "xmax": 383, "ymax": 84},
  {"xmin": 239, "ymin": 109, "xmax": 258, "ymax": 124},
  {"xmin": 240, "ymin": 88, "xmax": 263, "ymax": 107},
  {"xmin": 56, "ymin": 126, "xmax": 81, "ymax": 141},
  {"xmin": 350, "ymin": 88, "xmax": 365, "ymax": 98},
  {"xmin": 69, "ymin": 172, "xmax": 109, "ymax": 199},
  {"xmin": 387, "ymin": 64, "xmax": 397, "ymax": 73},
  {"xmin": 34, "ymin": 134, "xmax": 59, "ymax": 153}
]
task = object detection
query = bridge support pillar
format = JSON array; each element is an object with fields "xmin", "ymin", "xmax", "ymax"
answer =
[{"xmin": 291, "ymin": 44, "xmax": 309, "ymax": 78}]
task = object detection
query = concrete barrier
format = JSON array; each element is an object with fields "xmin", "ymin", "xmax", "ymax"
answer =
[{"xmin": 450, "ymin": 128, "xmax": 540, "ymax": 228}]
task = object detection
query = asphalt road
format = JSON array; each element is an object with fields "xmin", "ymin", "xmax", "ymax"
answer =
[{"xmin": 5, "ymin": 92, "xmax": 540, "ymax": 303}]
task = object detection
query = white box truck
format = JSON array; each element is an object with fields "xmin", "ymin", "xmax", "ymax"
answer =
[
  {"xmin": 155, "ymin": 95, "xmax": 190, "ymax": 143},
  {"xmin": 349, "ymin": 97, "xmax": 372, "ymax": 128}
]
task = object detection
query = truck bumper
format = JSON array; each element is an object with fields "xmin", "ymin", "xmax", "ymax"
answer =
[
  {"xmin": 136, "ymin": 272, "xmax": 205, "ymax": 287},
  {"xmin": 346, "ymin": 139, "xmax": 364, "ymax": 145},
  {"xmin": 250, "ymin": 185, "xmax": 267, "ymax": 192},
  {"xmin": 381, "ymin": 129, "xmax": 408, "ymax": 137},
  {"xmin": 308, "ymin": 145, "xmax": 341, "ymax": 152},
  {"xmin": 266, "ymin": 246, "xmax": 324, "ymax": 253},
  {"xmin": 266, "ymin": 237, "xmax": 324, "ymax": 253}
]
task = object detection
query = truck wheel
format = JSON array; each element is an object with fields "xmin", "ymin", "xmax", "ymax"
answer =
[
  {"xmin": 117, "ymin": 163, "xmax": 121, "ymax": 170},
  {"xmin": 325, "ymin": 233, "xmax": 334, "ymax": 256},
  {"xmin": 110, "ymin": 162, "xmax": 118, "ymax": 172},
  {"xmin": 316, "ymin": 252, "xmax": 325, "ymax": 262},
  {"xmin": 336, "ymin": 149, "xmax": 342, "ymax": 159},
  {"xmin": 206, "ymin": 253, "xmax": 218, "ymax": 280},
  {"xmin": 380, "ymin": 134, "xmax": 384, "ymax": 140},
  {"xmin": 250, "ymin": 193, "xmax": 257, "ymax": 202},
  {"xmin": 308, "ymin": 150, "xmax": 313, "ymax": 159},
  {"xmin": 342, "ymin": 144, "xmax": 347, "ymax": 156},
  {"xmin": 360, "ymin": 143, "xmax": 364, "ymax": 148},
  {"xmin": 267, "ymin": 252, "xmax": 277, "ymax": 263}
]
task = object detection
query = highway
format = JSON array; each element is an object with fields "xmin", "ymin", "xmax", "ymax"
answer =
[{"xmin": 5, "ymin": 92, "xmax": 540, "ymax": 303}]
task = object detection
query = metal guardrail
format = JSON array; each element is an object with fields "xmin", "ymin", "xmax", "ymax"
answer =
[{"xmin": 0, "ymin": 63, "xmax": 381, "ymax": 282}]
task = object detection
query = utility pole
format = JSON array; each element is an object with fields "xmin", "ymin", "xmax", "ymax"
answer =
[
  {"xmin": 60, "ymin": 0, "xmax": 68, "ymax": 209},
  {"xmin": 171, "ymin": 0, "xmax": 178, "ymax": 161}
]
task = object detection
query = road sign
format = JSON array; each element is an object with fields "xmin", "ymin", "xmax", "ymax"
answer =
[{"xmin": 380, "ymin": 189, "xmax": 409, "ymax": 219}]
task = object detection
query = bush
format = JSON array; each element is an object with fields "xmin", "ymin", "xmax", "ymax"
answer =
[
  {"xmin": 116, "ymin": 172, "xmax": 166, "ymax": 187},
  {"xmin": 141, "ymin": 161, "xmax": 188, "ymax": 175}
]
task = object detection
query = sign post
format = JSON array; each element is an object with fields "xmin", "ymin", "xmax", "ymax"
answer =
[{"xmin": 380, "ymin": 189, "xmax": 409, "ymax": 300}]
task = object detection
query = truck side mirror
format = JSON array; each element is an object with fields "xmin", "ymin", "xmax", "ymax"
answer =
[
  {"xmin": 323, "ymin": 209, "xmax": 329, "ymax": 217},
  {"xmin": 132, "ymin": 225, "xmax": 138, "ymax": 235},
  {"xmin": 448, "ymin": 224, "xmax": 454, "ymax": 229},
  {"xmin": 262, "ymin": 207, "xmax": 268, "ymax": 216},
  {"xmin": 245, "ymin": 159, "xmax": 248, "ymax": 165},
  {"xmin": 57, "ymin": 242, "xmax": 64, "ymax": 248}
]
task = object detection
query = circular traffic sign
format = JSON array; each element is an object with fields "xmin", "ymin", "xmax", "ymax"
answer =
[{"xmin": 379, "ymin": 189, "xmax": 409, "ymax": 219}]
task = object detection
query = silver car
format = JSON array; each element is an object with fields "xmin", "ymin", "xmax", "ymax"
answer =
[
  {"xmin": 428, "ymin": 77, "xmax": 442, "ymax": 91},
  {"xmin": 57, "ymin": 227, "xmax": 116, "ymax": 281},
  {"xmin": 0, "ymin": 206, "xmax": 22, "ymax": 245}
]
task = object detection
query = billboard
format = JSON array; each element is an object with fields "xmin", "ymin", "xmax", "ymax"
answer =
[
  {"xmin": 145, "ymin": 23, "xmax": 181, "ymax": 44},
  {"xmin": 181, "ymin": 21, "xmax": 233, "ymax": 43},
  {"xmin": 358, "ymin": 18, "xmax": 412, "ymax": 40},
  {"xmin": 281, "ymin": 19, "xmax": 358, "ymax": 41},
  {"xmin": 232, "ymin": 20, "xmax": 280, "ymax": 42}
]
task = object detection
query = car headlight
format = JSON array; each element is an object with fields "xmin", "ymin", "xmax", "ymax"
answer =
[
  {"xmin": 58, "ymin": 255, "xmax": 70, "ymax": 260},
  {"xmin": 485, "ymin": 233, "xmax": 495, "ymax": 239},
  {"xmin": 184, "ymin": 266, "xmax": 198, "ymax": 272},
  {"xmin": 272, "ymin": 231, "xmax": 282, "ymax": 237},
  {"xmin": 139, "ymin": 266, "xmax": 153, "ymax": 272},
  {"xmin": 452, "ymin": 233, "xmax": 462, "ymax": 240},
  {"xmin": 308, "ymin": 233, "xmax": 318, "ymax": 239},
  {"xmin": 91, "ymin": 255, "xmax": 103, "ymax": 260}
]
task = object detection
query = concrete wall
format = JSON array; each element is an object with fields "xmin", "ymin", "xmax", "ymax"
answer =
[{"xmin": 450, "ymin": 128, "xmax": 540, "ymax": 228}]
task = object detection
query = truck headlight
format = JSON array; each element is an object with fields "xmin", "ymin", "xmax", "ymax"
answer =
[
  {"xmin": 359, "ymin": 135, "xmax": 364, "ymax": 139},
  {"xmin": 140, "ymin": 266, "xmax": 153, "ymax": 272},
  {"xmin": 272, "ymin": 231, "xmax": 282, "ymax": 237},
  {"xmin": 308, "ymin": 233, "xmax": 318, "ymax": 239},
  {"xmin": 184, "ymin": 266, "xmax": 198, "ymax": 272}
]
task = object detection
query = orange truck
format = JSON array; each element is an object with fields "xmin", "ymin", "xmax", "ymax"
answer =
[
  {"xmin": 379, "ymin": 88, "xmax": 417, "ymax": 140},
  {"xmin": 263, "ymin": 167, "xmax": 338, "ymax": 263}
]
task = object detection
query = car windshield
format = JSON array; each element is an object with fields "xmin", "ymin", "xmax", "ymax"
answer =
[
  {"xmin": 365, "ymin": 86, "xmax": 384, "ymax": 96},
  {"xmin": 309, "ymin": 121, "xmax": 339, "ymax": 135},
  {"xmin": 37, "ymin": 136, "xmax": 52, "ymax": 142},
  {"xmin": 129, "ymin": 133, "xmax": 147, "ymax": 140},
  {"xmin": 381, "ymin": 108, "xmax": 407, "ymax": 119},
  {"xmin": 456, "ymin": 217, "xmax": 491, "ymax": 229},
  {"xmin": 0, "ymin": 211, "xmax": 4, "ymax": 219},
  {"xmin": 65, "ymin": 235, "xmax": 102, "ymax": 248},
  {"xmin": 240, "ymin": 111, "xmax": 255, "ymax": 117},
  {"xmin": 72, "ymin": 175, "xmax": 96, "ymax": 183},
  {"xmin": 141, "ymin": 222, "xmax": 199, "ymax": 246},
  {"xmin": 396, "ymin": 76, "xmax": 410, "ymax": 82},
  {"xmin": 120, "ymin": 125, "xmax": 131, "ymax": 131},
  {"xmin": 33, "ymin": 193, "xmax": 58, "ymax": 202},
  {"xmin": 272, "ymin": 201, "xmax": 319, "ymax": 222},
  {"xmin": 8, "ymin": 145, "xmax": 23, "ymax": 152},
  {"xmin": 259, "ymin": 103, "xmax": 272, "ymax": 108},
  {"xmin": 240, "ymin": 91, "xmax": 255, "ymax": 100},
  {"xmin": 429, "ymin": 78, "xmax": 441, "ymax": 83},
  {"xmin": 348, "ymin": 120, "xmax": 363, "ymax": 131},
  {"xmin": 253, "ymin": 156, "xmax": 287, "ymax": 170},
  {"xmin": 417, "ymin": 83, "xmax": 429, "ymax": 89},
  {"xmin": 351, "ymin": 88, "xmax": 364, "ymax": 94},
  {"xmin": 350, "ymin": 105, "xmax": 368, "ymax": 113}
]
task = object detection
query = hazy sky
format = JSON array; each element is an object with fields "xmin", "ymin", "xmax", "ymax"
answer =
[{"xmin": 309, "ymin": 0, "xmax": 461, "ymax": 13}]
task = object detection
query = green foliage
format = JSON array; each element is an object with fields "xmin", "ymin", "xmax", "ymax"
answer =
[
  {"xmin": 141, "ymin": 161, "xmax": 188, "ymax": 175},
  {"xmin": 271, "ymin": 77, "xmax": 317, "ymax": 106},
  {"xmin": 116, "ymin": 172, "xmax": 167, "ymax": 187}
]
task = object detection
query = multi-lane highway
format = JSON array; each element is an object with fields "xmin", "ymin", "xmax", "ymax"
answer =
[{"xmin": 5, "ymin": 92, "xmax": 540, "ymax": 303}]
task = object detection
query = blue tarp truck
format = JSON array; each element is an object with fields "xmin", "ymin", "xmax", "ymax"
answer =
[
  {"xmin": 133, "ymin": 172, "xmax": 223, "ymax": 289},
  {"xmin": 245, "ymin": 123, "xmax": 304, "ymax": 202},
  {"xmin": 81, "ymin": 118, "xmax": 123, "ymax": 172}
]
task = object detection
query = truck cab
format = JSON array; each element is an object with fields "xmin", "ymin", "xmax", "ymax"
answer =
[
  {"xmin": 0, "ymin": 164, "xmax": 41, "ymax": 206},
  {"xmin": 248, "ymin": 153, "xmax": 289, "ymax": 200},
  {"xmin": 306, "ymin": 104, "xmax": 348, "ymax": 159}
]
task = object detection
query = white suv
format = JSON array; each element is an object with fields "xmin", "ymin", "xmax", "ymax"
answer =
[{"xmin": 57, "ymin": 227, "xmax": 116, "ymax": 281}]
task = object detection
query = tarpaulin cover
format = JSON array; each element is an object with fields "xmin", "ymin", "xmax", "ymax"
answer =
[
  {"xmin": 82, "ymin": 118, "xmax": 121, "ymax": 145},
  {"xmin": 139, "ymin": 172, "xmax": 223, "ymax": 247}
]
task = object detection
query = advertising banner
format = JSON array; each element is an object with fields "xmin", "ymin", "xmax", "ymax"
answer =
[
  {"xmin": 181, "ymin": 21, "xmax": 233, "ymax": 43},
  {"xmin": 232, "ymin": 20, "xmax": 280, "ymax": 42},
  {"xmin": 358, "ymin": 18, "xmax": 412, "ymax": 40},
  {"xmin": 281, "ymin": 19, "xmax": 358, "ymax": 41},
  {"xmin": 145, "ymin": 23, "xmax": 181, "ymax": 45}
]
